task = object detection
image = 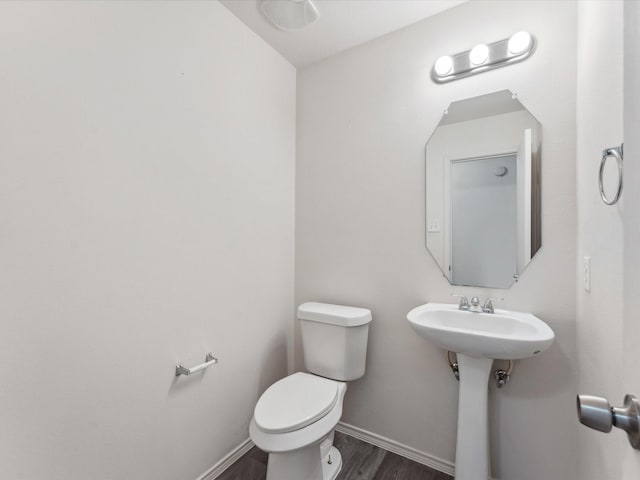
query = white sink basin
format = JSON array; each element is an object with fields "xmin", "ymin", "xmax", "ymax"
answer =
[{"xmin": 407, "ymin": 303, "xmax": 554, "ymax": 359}]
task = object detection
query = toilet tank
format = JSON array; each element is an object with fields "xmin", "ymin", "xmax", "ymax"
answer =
[{"xmin": 298, "ymin": 302, "xmax": 372, "ymax": 381}]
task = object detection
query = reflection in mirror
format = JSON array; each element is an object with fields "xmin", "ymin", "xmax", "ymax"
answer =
[{"xmin": 425, "ymin": 90, "xmax": 541, "ymax": 289}]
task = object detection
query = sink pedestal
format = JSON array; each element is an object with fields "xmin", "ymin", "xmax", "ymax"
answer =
[
  {"xmin": 455, "ymin": 353, "xmax": 493, "ymax": 480},
  {"xmin": 406, "ymin": 303, "xmax": 555, "ymax": 480}
]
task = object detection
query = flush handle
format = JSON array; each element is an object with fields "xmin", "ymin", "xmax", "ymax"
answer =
[{"xmin": 577, "ymin": 394, "xmax": 640, "ymax": 449}]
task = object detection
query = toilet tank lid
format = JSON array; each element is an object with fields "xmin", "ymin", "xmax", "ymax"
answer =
[{"xmin": 297, "ymin": 302, "xmax": 372, "ymax": 327}]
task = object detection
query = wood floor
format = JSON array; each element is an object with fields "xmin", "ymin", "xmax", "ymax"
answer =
[{"xmin": 217, "ymin": 431, "xmax": 453, "ymax": 480}]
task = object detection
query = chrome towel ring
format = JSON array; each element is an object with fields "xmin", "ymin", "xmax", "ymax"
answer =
[{"xmin": 599, "ymin": 144, "xmax": 624, "ymax": 205}]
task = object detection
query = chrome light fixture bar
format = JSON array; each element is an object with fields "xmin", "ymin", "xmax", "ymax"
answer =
[{"xmin": 432, "ymin": 31, "xmax": 536, "ymax": 83}]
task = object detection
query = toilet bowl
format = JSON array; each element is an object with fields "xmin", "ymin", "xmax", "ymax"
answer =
[
  {"xmin": 249, "ymin": 302, "xmax": 372, "ymax": 480},
  {"xmin": 249, "ymin": 372, "xmax": 347, "ymax": 480}
]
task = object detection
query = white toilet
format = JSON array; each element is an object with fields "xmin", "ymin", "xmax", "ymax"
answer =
[{"xmin": 249, "ymin": 302, "xmax": 372, "ymax": 480}]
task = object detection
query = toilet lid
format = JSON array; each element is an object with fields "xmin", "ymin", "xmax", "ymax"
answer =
[{"xmin": 254, "ymin": 372, "xmax": 339, "ymax": 434}]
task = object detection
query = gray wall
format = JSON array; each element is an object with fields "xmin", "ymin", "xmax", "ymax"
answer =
[
  {"xmin": 0, "ymin": 2, "xmax": 295, "ymax": 479},
  {"xmin": 296, "ymin": 1, "xmax": 578, "ymax": 478}
]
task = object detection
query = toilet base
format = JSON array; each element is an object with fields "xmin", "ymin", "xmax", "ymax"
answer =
[
  {"xmin": 265, "ymin": 443, "xmax": 342, "ymax": 480},
  {"xmin": 321, "ymin": 446, "xmax": 342, "ymax": 480}
]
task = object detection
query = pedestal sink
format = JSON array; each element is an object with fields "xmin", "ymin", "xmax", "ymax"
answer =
[{"xmin": 406, "ymin": 303, "xmax": 554, "ymax": 480}]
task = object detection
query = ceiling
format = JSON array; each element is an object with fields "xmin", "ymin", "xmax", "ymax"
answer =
[{"xmin": 220, "ymin": 0, "xmax": 469, "ymax": 68}]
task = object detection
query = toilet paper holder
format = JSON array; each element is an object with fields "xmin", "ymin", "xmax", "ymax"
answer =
[
  {"xmin": 577, "ymin": 393, "xmax": 640, "ymax": 449},
  {"xmin": 175, "ymin": 352, "xmax": 218, "ymax": 376}
]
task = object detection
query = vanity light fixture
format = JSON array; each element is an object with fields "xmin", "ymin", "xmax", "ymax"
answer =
[{"xmin": 432, "ymin": 31, "xmax": 536, "ymax": 83}]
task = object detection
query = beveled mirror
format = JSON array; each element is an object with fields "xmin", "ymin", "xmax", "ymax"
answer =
[{"xmin": 425, "ymin": 90, "xmax": 541, "ymax": 288}]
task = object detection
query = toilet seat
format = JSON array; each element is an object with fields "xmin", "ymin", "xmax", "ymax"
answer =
[
  {"xmin": 254, "ymin": 372, "xmax": 339, "ymax": 434},
  {"xmin": 250, "ymin": 375, "xmax": 347, "ymax": 454}
]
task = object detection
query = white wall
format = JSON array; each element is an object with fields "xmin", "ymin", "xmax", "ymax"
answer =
[
  {"xmin": 623, "ymin": 1, "xmax": 640, "ymax": 476},
  {"xmin": 0, "ymin": 2, "xmax": 295, "ymax": 479},
  {"xmin": 576, "ymin": 1, "xmax": 625, "ymax": 479},
  {"xmin": 296, "ymin": 1, "xmax": 578, "ymax": 479}
]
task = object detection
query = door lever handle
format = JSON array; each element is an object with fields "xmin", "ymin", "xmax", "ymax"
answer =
[{"xmin": 577, "ymin": 394, "xmax": 640, "ymax": 449}]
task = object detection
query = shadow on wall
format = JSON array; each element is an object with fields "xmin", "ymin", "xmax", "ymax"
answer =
[
  {"xmin": 256, "ymin": 334, "xmax": 289, "ymax": 400},
  {"xmin": 488, "ymin": 332, "xmax": 574, "ymax": 479}
]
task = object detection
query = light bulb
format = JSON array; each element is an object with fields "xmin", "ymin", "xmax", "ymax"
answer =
[
  {"xmin": 508, "ymin": 31, "xmax": 532, "ymax": 55},
  {"xmin": 469, "ymin": 44, "xmax": 489, "ymax": 66},
  {"xmin": 434, "ymin": 56, "xmax": 454, "ymax": 76}
]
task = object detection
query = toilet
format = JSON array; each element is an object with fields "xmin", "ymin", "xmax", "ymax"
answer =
[{"xmin": 249, "ymin": 302, "xmax": 372, "ymax": 480}]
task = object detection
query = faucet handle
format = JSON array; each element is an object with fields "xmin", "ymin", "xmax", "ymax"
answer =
[
  {"xmin": 482, "ymin": 297, "xmax": 504, "ymax": 314},
  {"xmin": 451, "ymin": 294, "xmax": 470, "ymax": 310}
]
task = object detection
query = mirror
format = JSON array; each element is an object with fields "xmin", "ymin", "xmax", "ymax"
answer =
[{"xmin": 425, "ymin": 90, "xmax": 541, "ymax": 289}]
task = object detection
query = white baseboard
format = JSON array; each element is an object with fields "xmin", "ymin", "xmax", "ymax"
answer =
[
  {"xmin": 197, "ymin": 423, "xmax": 497, "ymax": 480},
  {"xmin": 335, "ymin": 421, "xmax": 455, "ymax": 477},
  {"xmin": 196, "ymin": 437, "xmax": 255, "ymax": 480}
]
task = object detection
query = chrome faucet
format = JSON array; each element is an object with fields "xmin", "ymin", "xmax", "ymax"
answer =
[
  {"xmin": 469, "ymin": 296, "xmax": 481, "ymax": 312},
  {"xmin": 452, "ymin": 294, "xmax": 503, "ymax": 313},
  {"xmin": 451, "ymin": 294, "xmax": 470, "ymax": 311},
  {"xmin": 482, "ymin": 297, "xmax": 504, "ymax": 314}
]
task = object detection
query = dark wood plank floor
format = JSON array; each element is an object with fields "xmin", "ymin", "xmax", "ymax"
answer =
[{"xmin": 217, "ymin": 431, "xmax": 453, "ymax": 480}]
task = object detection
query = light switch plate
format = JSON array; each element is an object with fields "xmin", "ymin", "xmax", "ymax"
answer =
[{"xmin": 583, "ymin": 256, "xmax": 591, "ymax": 292}]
